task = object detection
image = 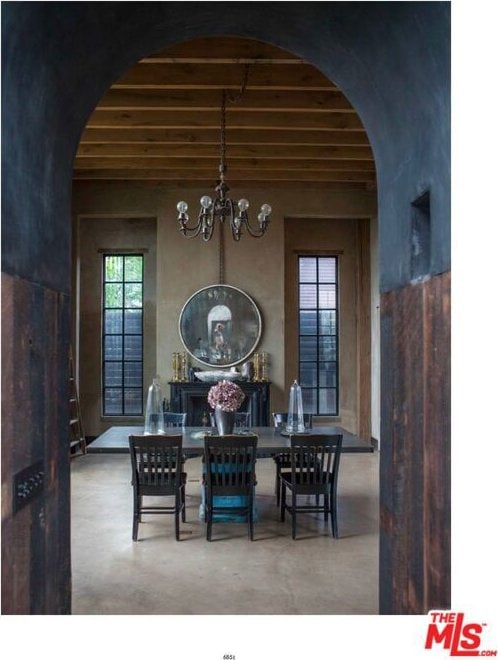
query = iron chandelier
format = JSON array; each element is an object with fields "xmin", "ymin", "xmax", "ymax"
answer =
[{"xmin": 176, "ymin": 89, "xmax": 272, "ymax": 242}]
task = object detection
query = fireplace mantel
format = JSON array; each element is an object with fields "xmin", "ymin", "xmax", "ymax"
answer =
[{"xmin": 169, "ymin": 381, "xmax": 271, "ymax": 427}]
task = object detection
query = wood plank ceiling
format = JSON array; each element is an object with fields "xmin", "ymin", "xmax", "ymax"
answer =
[{"xmin": 75, "ymin": 37, "xmax": 376, "ymax": 191}]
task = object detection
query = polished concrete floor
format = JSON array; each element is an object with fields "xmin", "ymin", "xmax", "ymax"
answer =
[{"xmin": 70, "ymin": 450, "xmax": 379, "ymax": 615}]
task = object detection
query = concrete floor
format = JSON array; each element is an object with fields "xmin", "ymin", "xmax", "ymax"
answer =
[{"xmin": 70, "ymin": 450, "xmax": 379, "ymax": 615}]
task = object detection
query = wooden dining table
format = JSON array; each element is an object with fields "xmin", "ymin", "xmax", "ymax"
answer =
[{"xmin": 87, "ymin": 425, "xmax": 374, "ymax": 457}]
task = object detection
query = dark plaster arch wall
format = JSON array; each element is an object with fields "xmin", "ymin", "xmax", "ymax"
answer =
[{"xmin": 1, "ymin": 2, "xmax": 450, "ymax": 614}]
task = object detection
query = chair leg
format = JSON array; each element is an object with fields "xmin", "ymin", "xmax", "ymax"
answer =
[
  {"xmin": 181, "ymin": 484, "xmax": 186, "ymax": 522},
  {"xmin": 323, "ymin": 493, "xmax": 328, "ymax": 522},
  {"xmin": 175, "ymin": 508, "xmax": 180, "ymax": 541},
  {"xmin": 248, "ymin": 493, "xmax": 254, "ymax": 541},
  {"xmin": 275, "ymin": 463, "xmax": 281, "ymax": 505},
  {"xmin": 172, "ymin": 490, "xmax": 181, "ymax": 541},
  {"xmin": 206, "ymin": 498, "xmax": 213, "ymax": 541},
  {"xmin": 331, "ymin": 496, "xmax": 338, "ymax": 538},
  {"xmin": 291, "ymin": 493, "xmax": 297, "ymax": 540},
  {"xmin": 202, "ymin": 479, "xmax": 207, "ymax": 522},
  {"xmin": 280, "ymin": 482, "xmax": 286, "ymax": 522},
  {"xmin": 132, "ymin": 490, "xmax": 139, "ymax": 541}
]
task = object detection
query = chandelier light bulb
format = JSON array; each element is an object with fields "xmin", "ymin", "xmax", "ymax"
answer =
[
  {"xmin": 260, "ymin": 203, "xmax": 272, "ymax": 216},
  {"xmin": 177, "ymin": 201, "xmax": 188, "ymax": 214},
  {"xmin": 238, "ymin": 198, "xmax": 249, "ymax": 212},
  {"xmin": 200, "ymin": 195, "xmax": 213, "ymax": 209}
]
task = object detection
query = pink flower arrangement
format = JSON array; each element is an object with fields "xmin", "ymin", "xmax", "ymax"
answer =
[{"xmin": 207, "ymin": 379, "xmax": 245, "ymax": 412}]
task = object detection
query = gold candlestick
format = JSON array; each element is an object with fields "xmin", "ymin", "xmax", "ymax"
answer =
[
  {"xmin": 253, "ymin": 352, "xmax": 260, "ymax": 382},
  {"xmin": 181, "ymin": 351, "xmax": 188, "ymax": 382},
  {"xmin": 172, "ymin": 352, "xmax": 181, "ymax": 382},
  {"xmin": 260, "ymin": 351, "xmax": 268, "ymax": 381}
]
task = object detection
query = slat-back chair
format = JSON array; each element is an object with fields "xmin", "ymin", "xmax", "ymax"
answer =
[
  {"xmin": 272, "ymin": 412, "xmax": 313, "ymax": 505},
  {"xmin": 129, "ymin": 434, "xmax": 186, "ymax": 541},
  {"xmin": 203, "ymin": 434, "xmax": 258, "ymax": 541},
  {"xmin": 280, "ymin": 434, "xmax": 343, "ymax": 539}
]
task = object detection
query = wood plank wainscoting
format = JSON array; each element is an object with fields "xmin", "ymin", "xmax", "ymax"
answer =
[
  {"xmin": 379, "ymin": 271, "xmax": 451, "ymax": 614},
  {"xmin": 1, "ymin": 273, "xmax": 71, "ymax": 614}
]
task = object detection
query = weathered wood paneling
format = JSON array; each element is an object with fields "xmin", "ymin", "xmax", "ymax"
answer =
[
  {"xmin": 379, "ymin": 271, "xmax": 451, "ymax": 614},
  {"xmin": 1, "ymin": 273, "xmax": 71, "ymax": 614}
]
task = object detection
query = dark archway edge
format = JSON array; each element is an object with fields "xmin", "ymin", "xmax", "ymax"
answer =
[{"xmin": 1, "ymin": 2, "xmax": 450, "ymax": 614}]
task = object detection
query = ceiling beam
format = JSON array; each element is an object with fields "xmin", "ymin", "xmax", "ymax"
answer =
[
  {"xmin": 79, "ymin": 127, "xmax": 371, "ymax": 146},
  {"xmin": 97, "ymin": 88, "xmax": 354, "ymax": 112},
  {"xmin": 112, "ymin": 63, "xmax": 334, "ymax": 90},
  {"xmin": 74, "ymin": 157, "xmax": 375, "ymax": 172},
  {"xmin": 72, "ymin": 168, "xmax": 375, "ymax": 182},
  {"xmin": 87, "ymin": 110, "xmax": 364, "ymax": 131},
  {"xmin": 76, "ymin": 143, "xmax": 373, "ymax": 160},
  {"xmin": 141, "ymin": 38, "xmax": 306, "ymax": 62}
]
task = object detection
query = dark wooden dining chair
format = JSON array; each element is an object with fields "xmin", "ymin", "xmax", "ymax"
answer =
[
  {"xmin": 271, "ymin": 411, "xmax": 313, "ymax": 505},
  {"xmin": 129, "ymin": 434, "xmax": 187, "ymax": 541},
  {"xmin": 203, "ymin": 434, "xmax": 258, "ymax": 541},
  {"xmin": 280, "ymin": 433, "xmax": 343, "ymax": 539}
]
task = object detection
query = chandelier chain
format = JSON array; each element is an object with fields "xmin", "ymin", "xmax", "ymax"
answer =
[
  {"xmin": 220, "ymin": 90, "xmax": 226, "ymax": 172},
  {"xmin": 226, "ymin": 63, "xmax": 250, "ymax": 105},
  {"xmin": 221, "ymin": 65, "xmax": 249, "ymax": 172}
]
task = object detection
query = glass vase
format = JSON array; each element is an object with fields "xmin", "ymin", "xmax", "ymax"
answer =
[
  {"xmin": 286, "ymin": 380, "xmax": 305, "ymax": 433},
  {"xmin": 144, "ymin": 377, "xmax": 165, "ymax": 434}
]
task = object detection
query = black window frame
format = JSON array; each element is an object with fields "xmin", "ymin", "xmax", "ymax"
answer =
[
  {"xmin": 102, "ymin": 253, "xmax": 144, "ymax": 417},
  {"xmin": 297, "ymin": 255, "xmax": 339, "ymax": 416}
]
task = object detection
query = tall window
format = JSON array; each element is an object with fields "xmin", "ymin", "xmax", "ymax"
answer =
[
  {"xmin": 298, "ymin": 256, "xmax": 338, "ymax": 416},
  {"xmin": 102, "ymin": 254, "xmax": 144, "ymax": 416}
]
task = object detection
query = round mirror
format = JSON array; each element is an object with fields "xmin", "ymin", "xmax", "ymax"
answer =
[{"xmin": 178, "ymin": 284, "xmax": 262, "ymax": 368}]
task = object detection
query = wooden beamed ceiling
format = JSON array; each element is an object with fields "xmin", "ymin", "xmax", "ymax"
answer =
[{"xmin": 75, "ymin": 37, "xmax": 376, "ymax": 190}]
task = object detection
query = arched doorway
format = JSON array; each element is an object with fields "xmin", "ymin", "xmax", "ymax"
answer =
[
  {"xmin": 1, "ymin": 3, "xmax": 450, "ymax": 615},
  {"xmin": 71, "ymin": 35, "xmax": 380, "ymax": 615}
]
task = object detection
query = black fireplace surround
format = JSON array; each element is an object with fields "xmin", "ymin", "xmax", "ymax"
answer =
[{"xmin": 169, "ymin": 381, "xmax": 271, "ymax": 427}]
